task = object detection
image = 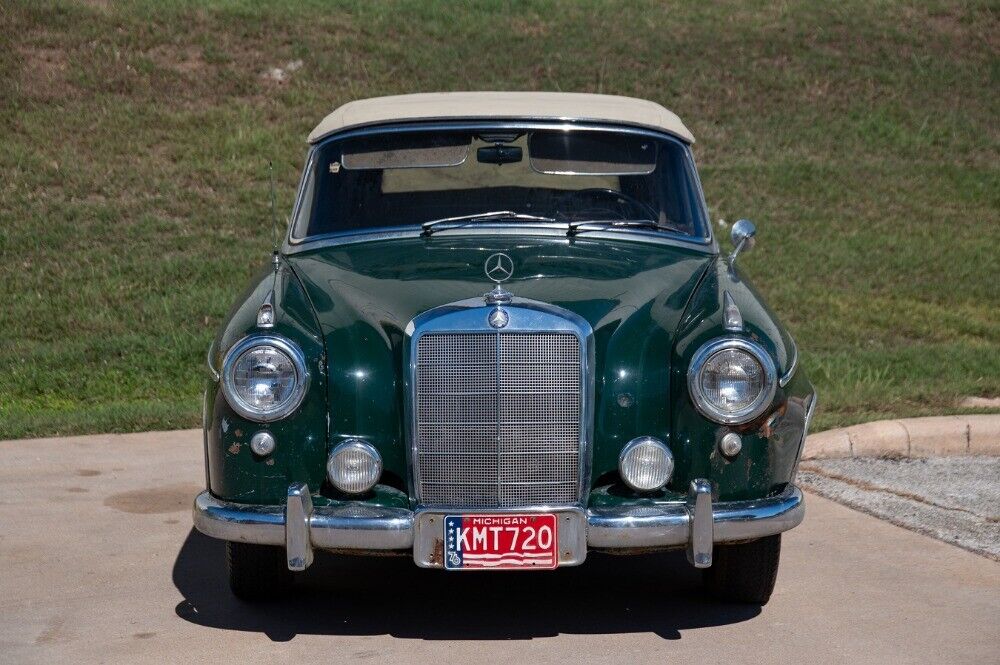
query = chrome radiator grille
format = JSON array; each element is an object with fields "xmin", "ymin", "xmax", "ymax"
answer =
[{"xmin": 414, "ymin": 331, "xmax": 582, "ymax": 508}]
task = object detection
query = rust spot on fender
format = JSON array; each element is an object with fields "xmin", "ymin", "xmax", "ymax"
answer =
[
  {"xmin": 104, "ymin": 483, "xmax": 202, "ymax": 514},
  {"xmin": 227, "ymin": 442, "xmax": 241, "ymax": 455},
  {"xmin": 760, "ymin": 402, "xmax": 788, "ymax": 438}
]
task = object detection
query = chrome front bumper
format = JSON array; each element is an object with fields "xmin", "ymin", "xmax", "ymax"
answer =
[{"xmin": 193, "ymin": 481, "xmax": 804, "ymax": 571}]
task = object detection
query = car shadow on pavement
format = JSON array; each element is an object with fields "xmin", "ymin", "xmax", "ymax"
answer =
[{"xmin": 173, "ymin": 528, "xmax": 761, "ymax": 642}]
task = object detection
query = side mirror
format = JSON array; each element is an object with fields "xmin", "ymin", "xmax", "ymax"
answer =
[{"xmin": 729, "ymin": 219, "xmax": 756, "ymax": 265}]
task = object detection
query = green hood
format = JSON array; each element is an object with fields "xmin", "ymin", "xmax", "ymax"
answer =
[{"xmin": 286, "ymin": 234, "xmax": 713, "ymax": 483}]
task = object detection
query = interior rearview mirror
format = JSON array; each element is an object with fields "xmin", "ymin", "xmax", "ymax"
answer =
[{"xmin": 477, "ymin": 145, "xmax": 523, "ymax": 165}]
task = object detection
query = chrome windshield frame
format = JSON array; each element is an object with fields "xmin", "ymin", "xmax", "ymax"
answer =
[{"xmin": 283, "ymin": 120, "xmax": 717, "ymax": 255}]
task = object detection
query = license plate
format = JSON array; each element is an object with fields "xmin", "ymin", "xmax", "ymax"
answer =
[{"xmin": 444, "ymin": 514, "xmax": 558, "ymax": 570}]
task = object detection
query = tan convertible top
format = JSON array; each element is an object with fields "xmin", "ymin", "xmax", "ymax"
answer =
[{"xmin": 307, "ymin": 92, "xmax": 694, "ymax": 144}]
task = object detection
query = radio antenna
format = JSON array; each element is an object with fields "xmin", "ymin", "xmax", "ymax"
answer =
[
  {"xmin": 268, "ymin": 161, "xmax": 280, "ymax": 272},
  {"xmin": 254, "ymin": 162, "xmax": 281, "ymax": 329}
]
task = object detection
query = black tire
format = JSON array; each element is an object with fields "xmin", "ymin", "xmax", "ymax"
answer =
[
  {"xmin": 702, "ymin": 534, "xmax": 781, "ymax": 605},
  {"xmin": 226, "ymin": 541, "xmax": 293, "ymax": 600}
]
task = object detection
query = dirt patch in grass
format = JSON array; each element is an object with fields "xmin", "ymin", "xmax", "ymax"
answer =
[
  {"xmin": 145, "ymin": 44, "xmax": 210, "ymax": 77},
  {"xmin": 16, "ymin": 45, "xmax": 75, "ymax": 101},
  {"xmin": 511, "ymin": 16, "xmax": 548, "ymax": 38}
]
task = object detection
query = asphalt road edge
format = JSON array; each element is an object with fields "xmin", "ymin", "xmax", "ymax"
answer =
[{"xmin": 804, "ymin": 414, "xmax": 1000, "ymax": 460}]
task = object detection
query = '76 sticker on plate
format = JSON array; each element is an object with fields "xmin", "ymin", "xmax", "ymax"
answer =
[{"xmin": 444, "ymin": 514, "xmax": 558, "ymax": 570}]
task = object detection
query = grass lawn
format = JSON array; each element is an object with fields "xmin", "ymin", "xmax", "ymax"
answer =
[{"xmin": 2, "ymin": 0, "xmax": 998, "ymax": 439}]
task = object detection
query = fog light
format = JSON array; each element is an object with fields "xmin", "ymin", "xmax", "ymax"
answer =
[
  {"xmin": 250, "ymin": 431, "xmax": 276, "ymax": 456},
  {"xmin": 327, "ymin": 440, "xmax": 382, "ymax": 494},
  {"xmin": 719, "ymin": 432, "xmax": 742, "ymax": 457},
  {"xmin": 618, "ymin": 436, "xmax": 673, "ymax": 492}
]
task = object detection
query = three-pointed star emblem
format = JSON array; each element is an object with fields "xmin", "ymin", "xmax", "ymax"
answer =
[
  {"xmin": 484, "ymin": 252, "xmax": 514, "ymax": 283},
  {"xmin": 488, "ymin": 308, "xmax": 509, "ymax": 329}
]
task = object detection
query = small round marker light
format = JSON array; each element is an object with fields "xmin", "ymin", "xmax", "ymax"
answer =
[
  {"xmin": 250, "ymin": 431, "xmax": 276, "ymax": 457},
  {"xmin": 327, "ymin": 440, "xmax": 382, "ymax": 494},
  {"xmin": 719, "ymin": 432, "xmax": 742, "ymax": 457},
  {"xmin": 618, "ymin": 436, "xmax": 673, "ymax": 492}
]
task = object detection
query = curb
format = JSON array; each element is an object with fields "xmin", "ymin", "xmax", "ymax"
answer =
[{"xmin": 803, "ymin": 415, "xmax": 1000, "ymax": 460}]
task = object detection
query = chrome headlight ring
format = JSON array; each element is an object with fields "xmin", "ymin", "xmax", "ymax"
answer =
[
  {"xmin": 687, "ymin": 337, "xmax": 777, "ymax": 425},
  {"xmin": 220, "ymin": 334, "xmax": 310, "ymax": 422}
]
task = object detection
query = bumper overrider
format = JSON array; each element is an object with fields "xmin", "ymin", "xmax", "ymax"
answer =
[{"xmin": 193, "ymin": 480, "xmax": 804, "ymax": 571}]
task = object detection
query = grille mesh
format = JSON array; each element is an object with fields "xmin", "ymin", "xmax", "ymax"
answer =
[{"xmin": 415, "ymin": 331, "xmax": 581, "ymax": 508}]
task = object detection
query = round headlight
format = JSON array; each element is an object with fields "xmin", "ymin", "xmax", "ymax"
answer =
[
  {"xmin": 327, "ymin": 440, "xmax": 382, "ymax": 494},
  {"xmin": 221, "ymin": 335, "xmax": 308, "ymax": 422},
  {"xmin": 687, "ymin": 338, "xmax": 777, "ymax": 424},
  {"xmin": 618, "ymin": 436, "xmax": 673, "ymax": 492}
]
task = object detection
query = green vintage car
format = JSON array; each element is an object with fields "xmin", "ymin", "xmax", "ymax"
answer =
[{"xmin": 193, "ymin": 92, "xmax": 816, "ymax": 604}]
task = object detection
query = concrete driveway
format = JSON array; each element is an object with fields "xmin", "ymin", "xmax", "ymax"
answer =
[{"xmin": 1, "ymin": 430, "xmax": 997, "ymax": 664}]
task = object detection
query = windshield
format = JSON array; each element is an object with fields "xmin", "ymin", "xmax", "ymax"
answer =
[{"xmin": 291, "ymin": 125, "xmax": 709, "ymax": 240}]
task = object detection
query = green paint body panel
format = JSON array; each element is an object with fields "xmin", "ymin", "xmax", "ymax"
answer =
[
  {"xmin": 205, "ymin": 234, "xmax": 814, "ymax": 507},
  {"xmin": 205, "ymin": 262, "xmax": 329, "ymax": 504},
  {"xmin": 668, "ymin": 259, "xmax": 811, "ymax": 500},
  {"xmin": 289, "ymin": 235, "xmax": 714, "ymax": 491}
]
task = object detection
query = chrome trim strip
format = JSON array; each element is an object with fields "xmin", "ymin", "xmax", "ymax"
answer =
[
  {"xmin": 789, "ymin": 393, "xmax": 818, "ymax": 484},
  {"xmin": 779, "ymin": 340, "xmax": 798, "ymax": 387},
  {"xmin": 685, "ymin": 149, "xmax": 720, "ymax": 255},
  {"xmin": 286, "ymin": 151, "xmax": 314, "ymax": 248},
  {"xmin": 310, "ymin": 120, "xmax": 694, "ymax": 149},
  {"xmin": 804, "ymin": 392, "xmax": 818, "ymax": 437},
  {"xmin": 686, "ymin": 336, "xmax": 778, "ymax": 425},
  {"xmin": 283, "ymin": 120, "xmax": 715, "ymax": 251},
  {"xmin": 205, "ymin": 342, "xmax": 220, "ymax": 382},
  {"xmin": 586, "ymin": 485, "xmax": 805, "ymax": 549},
  {"xmin": 283, "ymin": 224, "xmax": 715, "ymax": 255}
]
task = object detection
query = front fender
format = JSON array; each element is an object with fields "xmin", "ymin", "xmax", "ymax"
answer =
[
  {"xmin": 203, "ymin": 261, "xmax": 328, "ymax": 504},
  {"xmin": 669, "ymin": 258, "xmax": 814, "ymax": 500}
]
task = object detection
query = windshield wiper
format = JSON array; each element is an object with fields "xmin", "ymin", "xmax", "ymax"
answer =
[
  {"xmin": 421, "ymin": 211, "xmax": 558, "ymax": 236},
  {"xmin": 566, "ymin": 219, "xmax": 662, "ymax": 236}
]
